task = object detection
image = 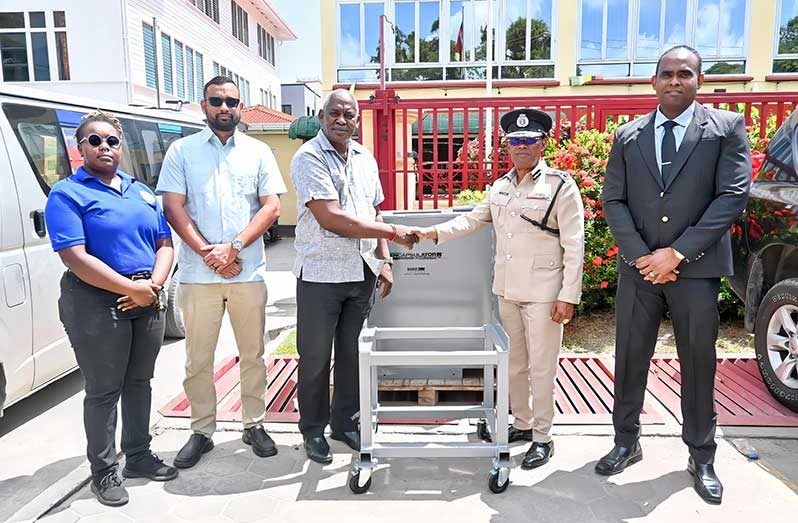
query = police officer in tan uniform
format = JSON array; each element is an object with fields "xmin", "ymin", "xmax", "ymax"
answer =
[{"xmin": 411, "ymin": 108, "xmax": 584, "ymax": 469}]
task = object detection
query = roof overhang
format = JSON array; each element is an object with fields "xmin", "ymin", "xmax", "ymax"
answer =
[{"xmin": 247, "ymin": 1, "xmax": 297, "ymax": 40}]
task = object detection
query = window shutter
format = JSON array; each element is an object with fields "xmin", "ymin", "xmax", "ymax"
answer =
[
  {"xmin": 175, "ymin": 41, "xmax": 185, "ymax": 99},
  {"xmin": 195, "ymin": 52, "xmax": 204, "ymax": 101},
  {"xmin": 142, "ymin": 23, "xmax": 156, "ymax": 89},
  {"xmin": 161, "ymin": 34, "xmax": 173, "ymax": 94}
]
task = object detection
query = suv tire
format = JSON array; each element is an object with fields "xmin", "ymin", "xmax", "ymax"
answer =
[
  {"xmin": 754, "ymin": 278, "xmax": 798, "ymax": 412},
  {"xmin": 164, "ymin": 271, "xmax": 185, "ymax": 339}
]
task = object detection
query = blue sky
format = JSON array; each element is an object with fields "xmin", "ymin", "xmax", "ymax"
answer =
[{"xmin": 273, "ymin": 0, "xmax": 322, "ymax": 83}]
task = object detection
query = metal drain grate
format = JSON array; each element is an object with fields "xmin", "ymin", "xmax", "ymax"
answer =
[{"xmin": 645, "ymin": 357, "xmax": 798, "ymax": 427}]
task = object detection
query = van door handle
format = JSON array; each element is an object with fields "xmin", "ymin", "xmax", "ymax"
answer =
[{"xmin": 30, "ymin": 209, "xmax": 46, "ymax": 238}]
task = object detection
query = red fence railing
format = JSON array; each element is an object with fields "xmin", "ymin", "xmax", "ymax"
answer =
[{"xmin": 356, "ymin": 91, "xmax": 798, "ymax": 210}]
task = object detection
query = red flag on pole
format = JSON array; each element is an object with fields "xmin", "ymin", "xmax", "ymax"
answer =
[{"xmin": 455, "ymin": 19, "xmax": 464, "ymax": 60}]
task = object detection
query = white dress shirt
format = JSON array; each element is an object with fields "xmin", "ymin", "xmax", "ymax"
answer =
[{"xmin": 654, "ymin": 101, "xmax": 696, "ymax": 173}]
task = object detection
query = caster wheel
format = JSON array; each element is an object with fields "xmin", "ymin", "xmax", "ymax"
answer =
[
  {"xmin": 477, "ymin": 419, "xmax": 491, "ymax": 442},
  {"xmin": 349, "ymin": 469, "xmax": 372, "ymax": 494},
  {"xmin": 488, "ymin": 467, "xmax": 510, "ymax": 493}
]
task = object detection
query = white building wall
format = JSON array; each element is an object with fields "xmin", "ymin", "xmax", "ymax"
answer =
[
  {"xmin": 126, "ymin": 0, "xmax": 283, "ymax": 115},
  {"xmin": 0, "ymin": 0, "xmax": 130, "ymax": 104},
  {"xmin": 0, "ymin": 0, "xmax": 287, "ymax": 114}
]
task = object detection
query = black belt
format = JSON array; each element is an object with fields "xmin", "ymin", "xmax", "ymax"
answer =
[{"xmin": 124, "ymin": 271, "xmax": 152, "ymax": 280}]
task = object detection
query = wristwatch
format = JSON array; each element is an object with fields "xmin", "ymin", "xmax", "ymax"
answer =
[
  {"xmin": 382, "ymin": 257, "xmax": 394, "ymax": 266},
  {"xmin": 231, "ymin": 239, "xmax": 244, "ymax": 252}
]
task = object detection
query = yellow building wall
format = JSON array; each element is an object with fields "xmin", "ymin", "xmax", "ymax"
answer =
[
  {"xmin": 249, "ymin": 131, "xmax": 301, "ymax": 226},
  {"xmin": 321, "ymin": 0, "xmax": 796, "ymax": 100}
]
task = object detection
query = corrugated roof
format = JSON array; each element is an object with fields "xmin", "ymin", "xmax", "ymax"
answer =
[{"xmin": 241, "ymin": 105, "xmax": 296, "ymax": 125}]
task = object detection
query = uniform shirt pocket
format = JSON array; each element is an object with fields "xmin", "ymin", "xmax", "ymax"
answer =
[{"xmin": 533, "ymin": 253, "xmax": 563, "ymax": 270}]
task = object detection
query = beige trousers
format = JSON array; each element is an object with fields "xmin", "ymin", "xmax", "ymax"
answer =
[
  {"xmin": 178, "ymin": 281, "xmax": 268, "ymax": 436},
  {"xmin": 498, "ymin": 297, "xmax": 563, "ymax": 443}
]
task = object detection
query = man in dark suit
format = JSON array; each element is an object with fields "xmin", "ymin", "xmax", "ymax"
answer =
[{"xmin": 597, "ymin": 46, "xmax": 751, "ymax": 505}]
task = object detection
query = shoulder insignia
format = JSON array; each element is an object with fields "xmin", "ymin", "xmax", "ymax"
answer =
[{"xmin": 545, "ymin": 169, "xmax": 572, "ymax": 182}]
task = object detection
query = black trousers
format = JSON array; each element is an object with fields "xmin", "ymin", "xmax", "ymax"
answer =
[
  {"xmin": 613, "ymin": 273, "xmax": 721, "ymax": 464},
  {"xmin": 59, "ymin": 272, "xmax": 164, "ymax": 478},
  {"xmin": 296, "ymin": 266, "xmax": 377, "ymax": 437}
]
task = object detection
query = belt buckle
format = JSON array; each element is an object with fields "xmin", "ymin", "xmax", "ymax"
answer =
[{"xmin": 130, "ymin": 273, "xmax": 151, "ymax": 281}]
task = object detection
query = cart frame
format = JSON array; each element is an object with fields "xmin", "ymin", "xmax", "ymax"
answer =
[{"xmin": 349, "ymin": 324, "xmax": 512, "ymax": 494}]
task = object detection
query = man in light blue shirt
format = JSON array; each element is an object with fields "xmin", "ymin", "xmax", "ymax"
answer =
[{"xmin": 157, "ymin": 76, "xmax": 286, "ymax": 468}]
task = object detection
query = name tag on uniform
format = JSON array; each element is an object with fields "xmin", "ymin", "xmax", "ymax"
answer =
[{"xmin": 526, "ymin": 177, "xmax": 551, "ymax": 200}]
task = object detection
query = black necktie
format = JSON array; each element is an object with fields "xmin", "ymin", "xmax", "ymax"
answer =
[{"xmin": 660, "ymin": 120, "xmax": 678, "ymax": 183}]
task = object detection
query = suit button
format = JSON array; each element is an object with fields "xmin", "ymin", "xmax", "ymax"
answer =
[
  {"xmin": 511, "ymin": 212, "xmax": 517, "ymax": 217},
  {"xmin": 549, "ymin": 261, "xmax": 554, "ymax": 266},
  {"xmin": 515, "ymin": 191, "xmax": 521, "ymax": 197},
  {"xmin": 506, "ymin": 254, "xmax": 512, "ymax": 260},
  {"xmin": 660, "ymin": 192, "xmax": 665, "ymax": 198},
  {"xmin": 661, "ymin": 216, "xmax": 669, "ymax": 223},
  {"xmin": 507, "ymin": 233, "xmax": 513, "ymax": 239}
]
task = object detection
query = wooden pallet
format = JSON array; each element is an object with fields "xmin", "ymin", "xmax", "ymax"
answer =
[{"xmin": 379, "ymin": 376, "xmax": 485, "ymax": 406}]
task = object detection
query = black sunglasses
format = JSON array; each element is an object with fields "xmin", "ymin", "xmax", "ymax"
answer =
[
  {"xmin": 207, "ymin": 97, "xmax": 240, "ymax": 108},
  {"xmin": 508, "ymin": 136, "xmax": 543, "ymax": 146},
  {"xmin": 79, "ymin": 133, "xmax": 121, "ymax": 148}
]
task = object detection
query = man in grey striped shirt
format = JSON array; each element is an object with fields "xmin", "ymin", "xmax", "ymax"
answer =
[{"xmin": 291, "ymin": 89, "xmax": 416, "ymax": 464}]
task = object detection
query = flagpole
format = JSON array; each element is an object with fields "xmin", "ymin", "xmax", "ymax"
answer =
[{"xmin": 485, "ymin": 0, "xmax": 494, "ymax": 155}]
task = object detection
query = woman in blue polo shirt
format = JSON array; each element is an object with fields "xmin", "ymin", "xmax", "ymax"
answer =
[{"xmin": 45, "ymin": 111, "xmax": 178, "ymax": 507}]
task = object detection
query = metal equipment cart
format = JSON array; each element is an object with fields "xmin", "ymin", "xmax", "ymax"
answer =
[{"xmin": 348, "ymin": 209, "xmax": 512, "ymax": 494}]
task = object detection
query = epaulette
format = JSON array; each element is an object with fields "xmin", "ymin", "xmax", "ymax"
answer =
[{"xmin": 545, "ymin": 169, "xmax": 572, "ymax": 183}]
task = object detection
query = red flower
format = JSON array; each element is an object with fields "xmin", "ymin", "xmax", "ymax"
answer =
[
  {"xmin": 580, "ymin": 177, "xmax": 596, "ymax": 188},
  {"xmin": 593, "ymin": 256, "xmax": 603, "ymax": 267},
  {"xmin": 600, "ymin": 281, "xmax": 609, "ymax": 289},
  {"xmin": 605, "ymin": 245, "xmax": 619, "ymax": 257}
]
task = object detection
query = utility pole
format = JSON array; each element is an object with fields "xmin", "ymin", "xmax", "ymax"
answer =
[{"xmin": 153, "ymin": 16, "xmax": 161, "ymax": 109}]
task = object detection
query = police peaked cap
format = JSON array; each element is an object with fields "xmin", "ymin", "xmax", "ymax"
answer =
[{"xmin": 500, "ymin": 108, "xmax": 552, "ymax": 138}]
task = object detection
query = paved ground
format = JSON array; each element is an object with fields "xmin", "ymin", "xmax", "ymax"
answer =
[{"xmin": 2, "ymin": 238, "xmax": 797, "ymax": 522}]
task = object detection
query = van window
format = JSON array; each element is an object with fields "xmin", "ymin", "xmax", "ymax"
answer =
[
  {"xmin": 119, "ymin": 118, "xmax": 165, "ymax": 187},
  {"xmin": 3, "ymin": 103, "xmax": 71, "ymax": 194},
  {"xmin": 757, "ymin": 111, "xmax": 798, "ymax": 182}
]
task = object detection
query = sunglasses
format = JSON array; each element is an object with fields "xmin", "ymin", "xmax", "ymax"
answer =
[
  {"xmin": 508, "ymin": 136, "xmax": 544, "ymax": 147},
  {"xmin": 207, "ymin": 97, "xmax": 240, "ymax": 108},
  {"xmin": 79, "ymin": 134, "xmax": 121, "ymax": 148}
]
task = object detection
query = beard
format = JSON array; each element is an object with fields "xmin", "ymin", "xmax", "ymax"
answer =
[{"xmin": 206, "ymin": 112, "xmax": 240, "ymax": 132}]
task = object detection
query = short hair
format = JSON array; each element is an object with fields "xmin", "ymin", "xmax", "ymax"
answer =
[
  {"xmin": 75, "ymin": 110, "xmax": 123, "ymax": 141},
  {"xmin": 655, "ymin": 45, "xmax": 702, "ymax": 76},
  {"xmin": 203, "ymin": 75, "xmax": 238, "ymax": 99},
  {"xmin": 322, "ymin": 89, "xmax": 359, "ymax": 115}
]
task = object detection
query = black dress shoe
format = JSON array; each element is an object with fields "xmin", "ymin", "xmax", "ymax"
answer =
[
  {"xmin": 594, "ymin": 442, "xmax": 643, "ymax": 476},
  {"xmin": 521, "ymin": 441, "xmax": 554, "ymax": 469},
  {"xmin": 508, "ymin": 426, "xmax": 535, "ymax": 443},
  {"xmin": 330, "ymin": 431, "xmax": 360, "ymax": 451},
  {"xmin": 304, "ymin": 435, "xmax": 333, "ymax": 464},
  {"xmin": 123, "ymin": 452, "xmax": 178, "ymax": 481},
  {"xmin": 174, "ymin": 434, "xmax": 214, "ymax": 469},
  {"xmin": 243, "ymin": 426, "xmax": 278, "ymax": 458},
  {"xmin": 688, "ymin": 457, "xmax": 723, "ymax": 504}
]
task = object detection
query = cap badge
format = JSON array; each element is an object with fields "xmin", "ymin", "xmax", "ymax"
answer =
[{"xmin": 516, "ymin": 114, "xmax": 529, "ymax": 128}]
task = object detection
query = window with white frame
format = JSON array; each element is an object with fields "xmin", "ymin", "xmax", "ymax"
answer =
[
  {"xmin": 0, "ymin": 10, "xmax": 71, "ymax": 82},
  {"xmin": 578, "ymin": 0, "xmax": 748, "ymax": 77},
  {"xmin": 336, "ymin": 1, "xmax": 556, "ymax": 83},
  {"xmin": 258, "ymin": 25, "xmax": 276, "ymax": 65},
  {"xmin": 190, "ymin": 0, "xmax": 220, "ymax": 23},
  {"xmin": 231, "ymin": 1, "xmax": 249, "ymax": 45},
  {"xmin": 774, "ymin": 0, "xmax": 798, "ymax": 73}
]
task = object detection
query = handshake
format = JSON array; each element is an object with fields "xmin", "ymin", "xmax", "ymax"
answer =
[{"xmin": 390, "ymin": 225, "xmax": 439, "ymax": 250}]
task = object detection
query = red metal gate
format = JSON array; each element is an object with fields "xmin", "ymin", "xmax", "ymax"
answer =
[{"xmin": 356, "ymin": 91, "xmax": 798, "ymax": 210}]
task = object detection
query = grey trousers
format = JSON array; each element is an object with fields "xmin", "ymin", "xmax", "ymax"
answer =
[{"xmin": 59, "ymin": 272, "xmax": 164, "ymax": 479}]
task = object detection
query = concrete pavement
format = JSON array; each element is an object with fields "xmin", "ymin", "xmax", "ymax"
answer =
[{"xmin": 3, "ymin": 238, "xmax": 798, "ymax": 522}]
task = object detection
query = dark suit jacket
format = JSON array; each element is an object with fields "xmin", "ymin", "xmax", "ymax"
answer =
[{"xmin": 602, "ymin": 103, "xmax": 751, "ymax": 278}]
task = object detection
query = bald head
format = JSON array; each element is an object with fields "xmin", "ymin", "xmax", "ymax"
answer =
[
  {"xmin": 322, "ymin": 89, "xmax": 359, "ymax": 115},
  {"xmin": 319, "ymin": 89, "xmax": 359, "ymax": 152}
]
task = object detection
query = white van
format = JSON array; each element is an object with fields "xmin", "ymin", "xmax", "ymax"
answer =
[{"xmin": 0, "ymin": 84, "xmax": 203, "ymax": 415}]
